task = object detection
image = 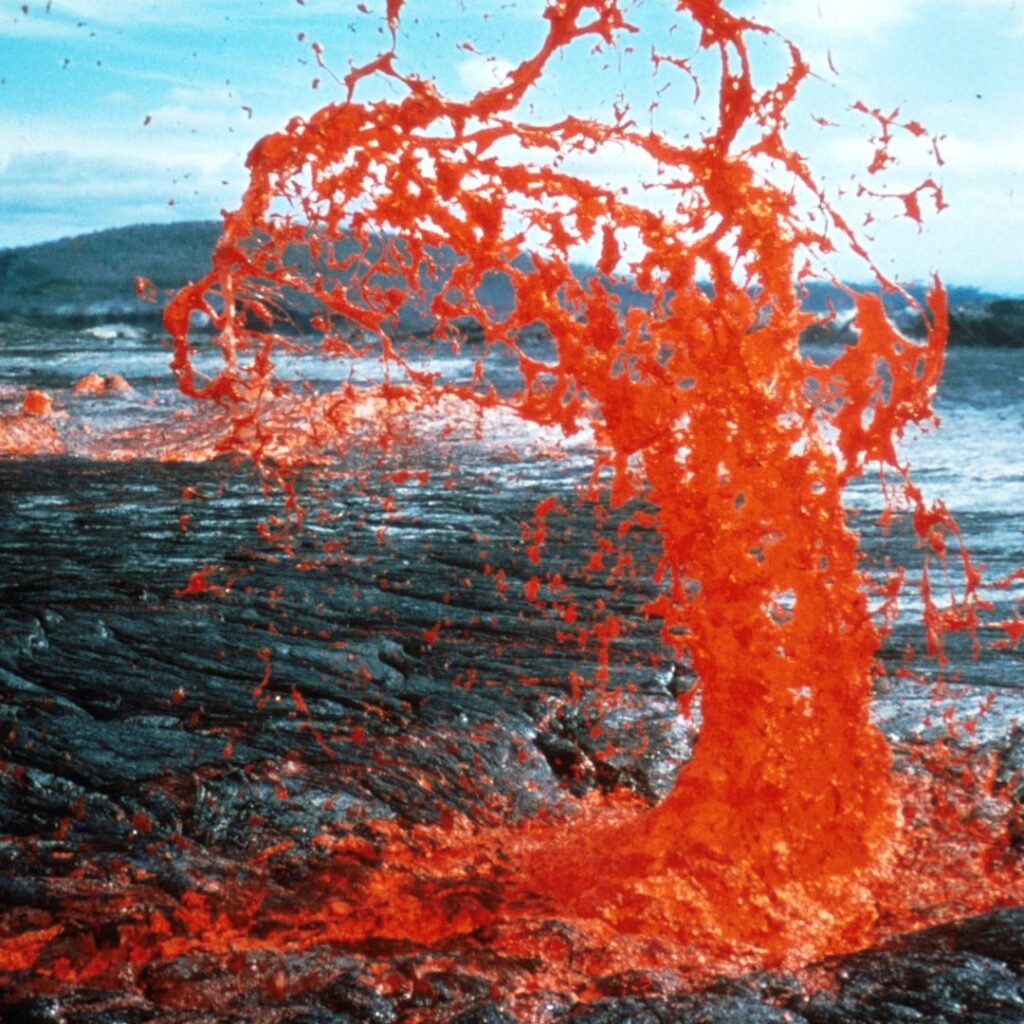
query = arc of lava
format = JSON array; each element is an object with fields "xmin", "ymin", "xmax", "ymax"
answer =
[{"xmin": 164, "ymin": 0, "xmax": 957, "ymax": 938}]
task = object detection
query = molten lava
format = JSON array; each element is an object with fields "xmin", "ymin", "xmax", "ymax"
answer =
[{"xmin": 160, "ymin": 0, "xmax": 961, "ymax": 935}]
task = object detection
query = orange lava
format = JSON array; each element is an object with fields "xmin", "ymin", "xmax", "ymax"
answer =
[
  {"xmin": 6, "ymin": 745, "xmax": 1023, "ymax": 999},
  {"xmin": 21, "ymin": 388, "xmax": 54, "ymax": 416},
  {"xmin": 0, "ymin": 387, "xmax": 64, "ymax": 455},
  {"xmin": 161, "ymin": 0, "xmax": 961, "ymax": 923},
  {"xmin": 73, "ymin": 372, "xmax": 132, "ymax": 396}
]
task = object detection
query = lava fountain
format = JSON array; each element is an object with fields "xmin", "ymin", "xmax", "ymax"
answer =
[{"xmin": 163, "ymin": 0, "xmax": 958, "ymax": 940}]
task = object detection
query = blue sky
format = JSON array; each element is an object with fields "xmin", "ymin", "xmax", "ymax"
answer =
[{"xmin": 1, "ymin": 0, "xmax": 1022, "ymax": 291}]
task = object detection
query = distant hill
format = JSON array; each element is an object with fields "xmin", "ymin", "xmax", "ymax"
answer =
[
  {"xmin": 0, "ymin": 222, "xmax": 1020, "ymax": 346},
  {"xmin": 0, "ymin": 222, "xmax": 222, "ymax": 326}
]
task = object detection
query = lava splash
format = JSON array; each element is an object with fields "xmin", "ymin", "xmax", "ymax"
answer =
[{"xmin": 162, "ymin": 0, "xmax": 956, "ymax": 928}]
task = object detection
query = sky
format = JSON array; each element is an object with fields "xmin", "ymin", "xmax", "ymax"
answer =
[{"xmin": 0, "ymin": 0, "xmax": 1022, "ymax": 292}]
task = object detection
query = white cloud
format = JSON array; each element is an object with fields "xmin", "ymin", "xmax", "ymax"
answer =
[
  {"xmin": 0, "ymin": 109, "xmax": 239, "ymax": 170},
  {"xmin": 456, "ymin": 55, "xmax": 515, "ymax": 95},
  {"xmin": 823, "ymin": 128, "xmax": 1024, "ymax": 183},
  {"xmin": 938, "ymin": 135, "xmax": 1024, "ymax": 177},
  {"xmin": 44, "ymin": 0, "xmax": 212, "ymax": 26},
  {"xmin": 750, "ymin": 0, "xmax": 920, "ymax": 40},
  {"xmin": 0, "ymin": 6, "xmax": 76, "ymax": 37},
  {"xmin": 36, "ymin": 0, "xmax": 527, "ymax": 31},
  {"xmin": 0, "ymin": 0, "xmax": 340, "ymax": 37},
  {"xmin": 0, "ymin": 0, "xmax": 207, "ymax": 36},
  {"xmin": 0, "ymin": 147, "xmax": 244, "ymax": 247},
  {"xmin": 751, "ymin": 0, "xmax": 1024, "ymax": 48},
  {"xmin": 0, "ymin": 0, "xmax": 552, "ymax": 53},
  {"xmin": 936, "ymin": 0, "xmax": 1024, "ymax": 38}
]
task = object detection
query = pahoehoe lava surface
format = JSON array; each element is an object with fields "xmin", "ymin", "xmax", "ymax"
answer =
[{"xmin": 3, "ymin": 448, "xmax": 1024, "ymax": 1023}]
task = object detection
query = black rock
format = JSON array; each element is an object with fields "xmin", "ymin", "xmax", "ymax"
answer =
[
  {"xmin": 319, "ymin": 979, "xmax": 396, "ymax": 1024},
  {"xmin": 672, "ymin": 997, "xmax": 800, "ymax": 1023},
  {"xmin": 791, "ymin": 940, "xmax": 1024, "ymax": 1023},
  {"xmin": 450, "ymin": 1005, "xmax": 518, "ymax": 1024},
  {"xmin": 555, "ymin": 997, "xmax": 665, "ymax": 1024},
  {"xmin": 0, "ymin": 998, "xmax": 66, "ymax": 1024},
  {"xmin": 280, "ymin": 1010, "xmax": 358, "ymax": 1024}
]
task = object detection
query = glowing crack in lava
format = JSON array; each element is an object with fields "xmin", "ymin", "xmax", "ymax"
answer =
[
  {"xmin": 157, "ymin": 0, "xmax": 981, "ymax": 951},
  {"xmin": 11, "ymin": 0, "xmax": 1023, "ymax": 994}
]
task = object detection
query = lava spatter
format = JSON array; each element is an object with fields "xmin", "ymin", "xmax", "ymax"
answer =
[{"xmin": 161, "ymin": 0, "xmax": 952, "ymax": 925}]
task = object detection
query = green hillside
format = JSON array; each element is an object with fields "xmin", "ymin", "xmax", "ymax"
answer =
[{"xmin": 0, "ymin": 222, "xmax": 222, "ymax": 326}]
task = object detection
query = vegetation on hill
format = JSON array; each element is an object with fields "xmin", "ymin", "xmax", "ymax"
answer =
[{"xmin": 0, "ymin": 222, "xmax": 222, "ymax": 326}]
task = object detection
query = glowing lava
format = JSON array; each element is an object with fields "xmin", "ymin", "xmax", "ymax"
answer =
[{"xmin": 160, "ymin": 0, "xmax": 962, "ymax": 940}]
